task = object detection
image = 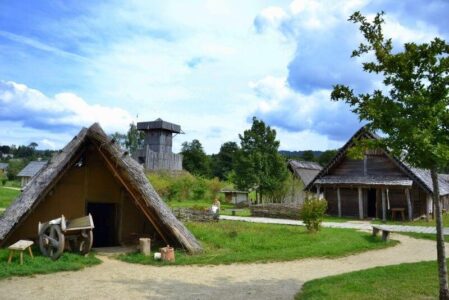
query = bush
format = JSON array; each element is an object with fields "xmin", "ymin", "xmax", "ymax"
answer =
[
  {"xmin": 147, "ymin": 171, "xmax": 227, "ymax": 202},
  {"xmin": 300, "ymin": 197, "xmax": 327, "ymax": 232}
]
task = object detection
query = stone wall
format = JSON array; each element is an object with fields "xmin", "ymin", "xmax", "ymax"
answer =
[
  {"xmin": 172, "ymin": 208, "xmax": 216, "ymax": 222},
  {"xmin": 250, "ymin": 203, "xmax": 301, "ymax": 220}
]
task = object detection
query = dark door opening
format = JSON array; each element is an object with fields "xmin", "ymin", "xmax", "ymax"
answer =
[
  {"xmin": 87, "ymin": 202, "xmax": 117, "ymax": 247},
  {"xmin": 367, "ymin": 189, "xmax": 377, "ymax": 218}
]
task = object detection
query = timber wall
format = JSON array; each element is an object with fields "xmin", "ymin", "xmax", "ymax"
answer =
[{"xmin": 7, "ymin": 144, "xmax": 156, "ymax": 245}]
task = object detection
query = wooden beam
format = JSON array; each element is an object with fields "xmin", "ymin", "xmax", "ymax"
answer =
[
  {"xmin": 363, "ymin": 155, "xmax": 367, "ymax": 176},
  {"xmin": 405, "ymin": 188, "xmax": 412, "ymax": 221},
  {"xmin": 337, "ymin": 187, "xmax": 342, "ymax": 217},
  {"xmin": 358, "ymin": 187, "xmax": 363, "ymax": 219},
  {"xmin": 381, "ymin": 188, "xmax": 386, "ymax": 222}
]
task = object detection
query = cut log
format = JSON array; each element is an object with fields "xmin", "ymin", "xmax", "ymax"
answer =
[{"xmin": 139, "ymin": 238, "xmax": 151, "ymax": 256}]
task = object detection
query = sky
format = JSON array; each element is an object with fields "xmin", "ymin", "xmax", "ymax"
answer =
[{"xmin": 0, "ymin": 0, "xmax": 448, "ymax": 153}]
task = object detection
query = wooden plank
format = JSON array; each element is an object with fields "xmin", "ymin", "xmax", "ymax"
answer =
[
  {"xmin": 358, "ymin": 187, "xmax": 363, "ymax": 219},
  {"xmin": 8, "ymin": 240, "xmax": 34, "ymax": 251},
  {"xmin": 405, "ymin": 188, "xmax": 412, "ymax": 220},
  {"xmin": 337, "ymin": 187, "xmax": 342, "ymax": 217}
]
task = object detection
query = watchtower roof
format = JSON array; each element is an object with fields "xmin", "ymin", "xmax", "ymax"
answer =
[{"xmin": 137, "ymin": 118, "xmax": 181, "ymax": 133}]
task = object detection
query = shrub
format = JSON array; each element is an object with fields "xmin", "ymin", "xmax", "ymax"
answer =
[
  {"xmin": 192, "ymin": 177, "xmax": 207, "ymax": 200},
  {"xmin": 300, "ymin": 197, "xmax": 327, "ymax": 232}
]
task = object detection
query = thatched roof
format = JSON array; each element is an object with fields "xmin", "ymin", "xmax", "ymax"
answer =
[
  {"xmin": 306, "ymin": 126, "xmax": 449, "ymax": 196},
  {"xmin": 288, "ymin": 160, "xmax": 322, "ymax": 186},
  {"xmin": 0, "ymin": 123, "xmax": 202, "ymax": 253}
]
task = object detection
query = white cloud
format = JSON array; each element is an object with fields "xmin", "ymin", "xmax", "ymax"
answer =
[
  {"xmin": 251, "ymin": 76, "xmax": 362, "ymax": 141},
  {"xmin": 0, "ymin": 81, "xmax": 133, "ymax": 134}
]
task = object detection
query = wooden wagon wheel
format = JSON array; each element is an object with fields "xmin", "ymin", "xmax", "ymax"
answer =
[
  {"xmin": 38, "ymin": 223, "xmax": 65, "ymax": 260},
  {"xmin": 78, "ymin": 229, "xmax": 93, "ymax": 255}
]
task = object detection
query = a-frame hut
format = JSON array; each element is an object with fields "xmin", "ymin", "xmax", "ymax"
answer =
[
  {"xmin": 0, "ymin": 123, "xmax": 202, "ymax": 253},
  {"xmin": 306, "ymin": 127, "xmax": 449, "ymax": 221}
]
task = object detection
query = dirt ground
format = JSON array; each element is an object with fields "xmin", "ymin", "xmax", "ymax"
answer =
[{"xmin": 0, "ymin": 234, "xmax": 446, "ymax": 300}]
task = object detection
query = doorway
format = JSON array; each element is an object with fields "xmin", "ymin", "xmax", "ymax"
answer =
[
  {"xmin": 87, "ymin": 202, "xmax": 117, "ymax": 247},
  {"xmin": 367, "ymin": 189, "xmax": 377, "ymax": 218}
]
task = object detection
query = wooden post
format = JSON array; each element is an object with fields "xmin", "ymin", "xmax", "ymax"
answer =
[
  {"xmin": 381, "ymin": 188, "xmax": 386, "ymax": 222},
  {"xmin": 427, "ymin": 195, "xmax": 433, "ymax": 220},
  {"xmin": 139, "ymin": 238, "xmax": 151, "ymax": 256},
  {"xmin": 316, "ymin": 185, "xmax": 321, "ymax": 199},
  {"xmin": 405, "ymin": 188, "xmax": 412, "ymax": 221},
  {"xmin": 358, "ymin": 187, "xmax": 363, "ymax": 219},
  {"xmin": 337, "ymin": 187, "xmax": 342, "ymax": 217}
]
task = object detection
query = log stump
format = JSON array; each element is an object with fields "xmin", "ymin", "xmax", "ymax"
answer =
[{"xmin": 139, "ymin": 238, "xmax": 151, "ymax": 256}]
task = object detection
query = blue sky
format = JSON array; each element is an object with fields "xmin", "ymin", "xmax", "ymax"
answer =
[{"xmin": 0, "ymin": 0, "xmax": 448, "ymax": 153}]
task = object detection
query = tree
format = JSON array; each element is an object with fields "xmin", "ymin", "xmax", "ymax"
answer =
[
  {"xmin": 28, "ymin": 142, "xmax": 38, "ymax": 150},
  {"xmin": 331, "ymin": 11, "xmax": 449, "ymax": 298},
  {"xmin": 234, "ymin": 117, "xmax": 288, "ymax": 202},
  {"xmin": 0, "ymin": 145, "xmax": 10, "ymax": 154},
  {"xmin": 318, "ymin": 149, "xmax": 338, "ymax": 166},
  {"xmin": 110, "ymin": 132, "xmax": 127, "ymax": 150},
  {"xmin": 125, "ymin": 122, "xmax": 144, "ymax": 153},
  {"xmin": 301, "ymin": 150, "xmax": 315, "ymax": 162},
  {"xmin": 211, "ymin": 141, "xmax": 239, "ymax": 180},
  {"xmin": 181, "ymin": 139, "xmax": 210, "ymax": 177}
]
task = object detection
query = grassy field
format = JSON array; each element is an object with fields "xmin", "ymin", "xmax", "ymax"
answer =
[
  {"xmin": 119, "ymin": 221, "xmax": 397, "ymax": 266},
  {"xmin": 296, "ymin": 260, "xmax": 442, "ymax": 299},
  {"xmin": 0, "ymin": 187, "xmax": 20, "ymax": 209},
  {"xmin": 0, "ymin": 248, "xmax": 101, "ymax": 280}
]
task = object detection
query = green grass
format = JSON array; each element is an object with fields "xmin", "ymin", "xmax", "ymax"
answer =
[
  {"xmin": 0, "ymin": 187, "xmax": 20, "ymax": 208},
  {"xmin": 372, "ymin": 214, "xmax": 449, "ymax": 227},
  {"xmin": 3, "ymin": 180, "xmax": 21, "ymax": 188},
  {"xmin": 0, "ymin": 248, "xmax": 101, "ymax": 280},
  {"xmin": 118, "ymin": 221, "xmax": 397, "ymax": 266},
  {"xmin": 220, "ymin": 208, "xmax": 251, "ymax": 217},
  {"xmin": 296, "ymin": 260, "xmax": 443, "ymax": 300},
  {"xmin": 400, "ymin": 232, "xmax": 449, "ymax": 243},
  {"xmin": 322, "ymin": 215, "xmax": 357, "ymax": 223}
]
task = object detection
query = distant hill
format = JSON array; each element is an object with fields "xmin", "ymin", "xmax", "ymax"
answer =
[{"xmin": 279, "ymin": 150, "xmax": 324, "ymax": 158}]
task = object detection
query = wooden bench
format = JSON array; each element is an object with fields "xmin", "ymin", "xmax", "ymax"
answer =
[
  {"xmin": 372, "ymin": 226, "xmax": 391, "ymax": 241},
  {"xmin": 8, "ymin": 240, "xmax": 34, "ymax": 265}
]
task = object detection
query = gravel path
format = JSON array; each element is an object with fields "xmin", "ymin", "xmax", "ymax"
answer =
[
  {"xmin": 0, "ymin": 234, "xmax": 445, "ymax": 300},
  {"xmin": 220, "ymin": 215, "xmax": 449, "ymax": 234}
]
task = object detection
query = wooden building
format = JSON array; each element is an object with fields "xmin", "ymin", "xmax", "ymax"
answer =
[
  {"xmin": 286, "ymin": 160, "xmax": 322, "ymax": 204},
  {"xmin": 0, "ymin": 123, "xmax": 202, "ymax": 253},
  {"xmin": 220, "ymin": 189, "xmax": 249, "ymax": 206},
  {"xmin": 17, "ymin": 161, "xmax": 47, "ymax": 187},
  {"xmin": 133, "ymin": 118, "xmax": 183, "ymax": 171},
  {"xmin": 306, "ymin": 127, "xmax": 449, "ymax": 221}
]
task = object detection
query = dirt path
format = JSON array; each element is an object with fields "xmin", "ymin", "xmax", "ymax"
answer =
[{"xmin": 0, "ymin": 234, "xmax": 445, "ymax": 300}]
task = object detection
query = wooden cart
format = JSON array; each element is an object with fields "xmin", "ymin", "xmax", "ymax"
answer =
[{"xmin": 38, "ymin": 214, "xmax": 94, "ymax": 260}]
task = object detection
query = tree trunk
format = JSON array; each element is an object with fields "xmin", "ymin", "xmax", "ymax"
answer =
[{"xmin": 431, "ymin": 168, "xmax": 449, "ymax": 300}]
